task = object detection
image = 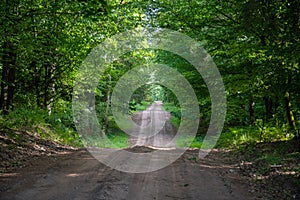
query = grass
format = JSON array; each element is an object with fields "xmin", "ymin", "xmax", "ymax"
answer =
[
  {"xmin": 216, "ymin": 127, "xmax": 260, "ymax": 148},
  {"xmin": 0, "ymin": 106, "xmax": 128, "ymax": 148},
  {"xmin": 176, "ymin": 135, "xmax": 204, "ymax": 148},
  {"xmin": 132, "ymin": 101, "xmax": 152, "ymax": 113},
  {"xmin": 175, "ymin": 127, "xmax": 260, "ymax": 149},
  {"xmin": 83, "ymin": 131, "xmax": 128, "ymax": 148},
  {"xmin": 0, "ymin": 108, "xmax": 82, "ymax": 147},
  {"xmin": 105, "ymin": 131, "xmax": 128, "ymax": 148}
]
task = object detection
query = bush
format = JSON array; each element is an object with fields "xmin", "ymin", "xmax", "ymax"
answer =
[{"xmin": 0, "ymin": 106, "xmax": 82, "ymax": 147}]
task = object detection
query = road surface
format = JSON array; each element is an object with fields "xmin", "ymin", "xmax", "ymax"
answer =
[
  {"xmin": 0, "ymin": 148, "xmax": 255, "ymax": 200},
  {"xmin": 0, "ymin": 102, "xmax": 256, "ymax": 199}
]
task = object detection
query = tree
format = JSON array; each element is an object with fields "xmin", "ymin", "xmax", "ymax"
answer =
[{"xmin": 0, "ymin": 0, "xmax": 19, "ymax": 114}]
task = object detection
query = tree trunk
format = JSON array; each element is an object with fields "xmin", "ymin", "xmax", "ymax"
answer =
[
  {"xmin": 0, "ymin": 42, "xmax": 17, "ymax": 114},
  {"xmin": 284, "ymin": 75, "xmax": 296, "ymax": 130},
  {"xmin": 104, "ymin": 74, "xmax": 112, "ymax": 135},
  {"xmin": 248, "ymin": 94, "xmax": 255, "ymax": 125},
  {"xmin": 284, "ymin": 92, "xmax": 296, "ymax": 130},
  {"xmin": 0, "ymin": 0, "xmax": 19, "ymax": 114},
  {"xmin": 264, "ymin": 97, "xmax": 273, "ymax": 121},
  {"xmin": 42, "ymin": 61, "xmax": 56, "ymax": 114},
  {"xmin": 32, "ymin": 61, "xmax": 41, "ymax": 107}
]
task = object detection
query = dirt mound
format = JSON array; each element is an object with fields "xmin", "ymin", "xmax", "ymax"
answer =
[
  {"xmin": 124, "ymin": 145, "xmax": 156, "ymax": 153},
  {"xmin": 0, "ymin": 128, "xmax": 75, "ymax": 173}
]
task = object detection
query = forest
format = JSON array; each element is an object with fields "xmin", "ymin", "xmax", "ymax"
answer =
[
  {"xmin": 0, "ymin": 0, "xmax": 299, "ymax": 199},
  {"xmin": 1, "ymin": 0, "xmax": 299, "ymax": 145}
]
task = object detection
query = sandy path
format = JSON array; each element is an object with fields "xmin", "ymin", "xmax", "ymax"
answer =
[
  {"xmin": 1, "ymin": 102, "xmax": 257, "ymax": 199},
  {"xmin": 129, "ymin": 101, "xmax": 176, "ymax": 148},
  {"xmin": 0, "ymin": 148, "xmax": 256, "ymax": 200}
]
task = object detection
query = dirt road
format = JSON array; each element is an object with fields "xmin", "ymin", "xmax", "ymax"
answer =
[
  {"xmin": 0, "ymin": 102, "xmax": 258, "ymax": 199},
  {"xmin": 0, "ymin": 147, "xmax": 257, "ymax": 200},
  {"xmin": 129, "ymin": 101, "xmax": 176, "ymax": 148}
]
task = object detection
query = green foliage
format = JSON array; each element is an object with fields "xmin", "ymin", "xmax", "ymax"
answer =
[
  {"xmin": 216, "ymin": 125, "xmax": 295, "ymax": 149},
  {"xmin": 83, "ymin": 131, "xmax": 128, "ymax": 148},
  {"xmin": 255, "ymin": 119, "xmax": 294, "ymax": 142},
  {"xmin": 1, "ymin": 0, "xmax": 299, "ymax": 148},
  {"xmin": 152, "ymin": 0, "xmax": 299, "ymax": 131},
  {"xmin": 175, "ymin": 125, "xmax": 297, "ymax": 150},
  {"xmin": 162, "ymin": 102, "xmax": 181, "ymax": 128},
  {"xmin": 169, "ymin": 116, "xmax": 181, "ymax": 129},
  {"xmin": 105, "ymin": 132, "xmax": 128, "ymax": 148},
  {"xmin": 216, "ymin": 127, "xmax": 260, "ymax": 148},
  {"xmin": 0, "ymin": 107, "xmax": 82, "ymax": 146},
  {"xmin": 176, "ymin": 135, "xmax": 204, "ymax": 149},
  {"xmin": 134, "ymin": 101, "xmax": 152, "ymax": 112}
]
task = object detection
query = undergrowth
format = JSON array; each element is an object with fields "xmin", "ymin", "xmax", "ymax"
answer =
[
  {"xmin": 83, "ymin": 131, "xmax": 128, "ymax": 148},
  {"xmin": 0, "ymin": 108, "xmax": 82, "ymax": 147}
]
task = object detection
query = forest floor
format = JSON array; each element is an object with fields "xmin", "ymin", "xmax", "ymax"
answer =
[{"xmin": 0, "ymin": 128, "xmax": 299, "ymax": 200}]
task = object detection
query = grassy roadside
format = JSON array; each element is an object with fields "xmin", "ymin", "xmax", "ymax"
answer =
[{"xmin": 0, "ymin": 108, "xmax": 82, "ymax": 147}]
